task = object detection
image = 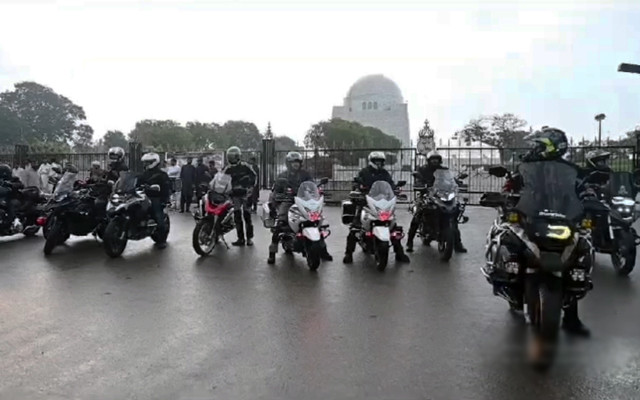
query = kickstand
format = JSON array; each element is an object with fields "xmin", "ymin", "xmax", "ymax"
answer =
[{"xmin": 221, "ymin": 235, "xmax": 230, "ymax": 249}]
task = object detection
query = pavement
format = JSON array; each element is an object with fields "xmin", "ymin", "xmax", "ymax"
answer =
[{"xmin": 1, "ymin": 205, "xmax": 640, "ymax": 400}]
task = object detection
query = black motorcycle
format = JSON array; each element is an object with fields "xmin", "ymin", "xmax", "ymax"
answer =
[
  {"xmin": 42, "ymin": 172, "xmax": 111, "ymax": 255},
  {"xmin": 102, "ymin": 172, "xmax": 170, "ymax": 258},
  {"xmin": 480, "ymin": 162, "xmax": 593, "ymax": 369},
  {"xmin": 0, "ymin": 181, "xmax": 44, "ymax": 238},
  {"xmin": 583, "ymin": 170, "xmax": 640, "ymax": 276},
  {"xmin": 410, "ymin": 170, "xmax": 468, "ymax": 261}
]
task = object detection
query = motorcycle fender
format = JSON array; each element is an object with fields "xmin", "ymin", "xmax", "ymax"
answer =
[
  {"xmin": 372, "ymin": 226, "xmax": 390, "ymax": 242},
  {"xmin": 302, "ymin": 227, "xmax": 321, "ymax": 241}
]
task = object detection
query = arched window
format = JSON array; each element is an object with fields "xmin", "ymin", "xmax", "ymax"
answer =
[
  {"xmin": 373, "ymin": 102, "xmax": 378, "ymax": 110},
  {"xmin": 367, "ymin": 102, "xmax": 372, "ymax": 110},
  {"xmin": 362, "ymin": 102, "xmax": 366, "ymax": 110}
]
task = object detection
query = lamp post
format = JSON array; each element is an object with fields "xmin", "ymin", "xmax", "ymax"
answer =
[{"xmin": 595, "ymin": 113, "xmax": 606, "ymax": 146}]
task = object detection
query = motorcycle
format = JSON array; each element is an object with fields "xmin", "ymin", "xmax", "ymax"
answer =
[
  {"xmin": 261, "ymin": 177, "xmax": 330, "ymax": 271},
  {"xmin": 192, "ymin": 173, "xmax": 240, "ymax": 256},
  {"xmin": 102, "ymin": 172, "xmax": 170, "ymax": 258},
  {"xmin": 410, "ymin": 170, "xmax": 469, "ymax": 261},
  {"xmin": 342, "ymin": 178, "xmax": 407, "ymax": 271},
  {"xmin": 480, "ymin": 162, "xmax": 593, "ymax": 369},
  {"xmin": 0, "ymin": 180, "xmax": 44, "ymax": 238},
  {"xmin": 40, "ymin": 172, "xmax": 111, "ymax": 255}
]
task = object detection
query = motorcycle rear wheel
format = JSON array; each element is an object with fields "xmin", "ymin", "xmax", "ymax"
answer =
[
  {"xmin": 44, "ymin": 219, "xmax": 65, "ymax": 255},
  {"xmin": 611, "ymin": 229, "xmax": 636, "ymax": 276}
]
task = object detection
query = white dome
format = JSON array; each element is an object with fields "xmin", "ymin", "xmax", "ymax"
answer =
[{"xmin": 346, "ymin": 74, "xmax": 404, "ymax": 104}]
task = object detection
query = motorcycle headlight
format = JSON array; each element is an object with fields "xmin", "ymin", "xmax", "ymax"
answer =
[{"xmin": 55, "ymin": 193, "xmax": 68, "ymax": 202}]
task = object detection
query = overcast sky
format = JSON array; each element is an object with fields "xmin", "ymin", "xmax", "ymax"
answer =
[{"xmin": 0, "ymin": 0, "xmax": 639, "ymax": 145}]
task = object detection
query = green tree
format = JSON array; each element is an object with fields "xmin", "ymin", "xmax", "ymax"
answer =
[
  {"xmin": 103, "ymin": 130, "xmax": 129, "ymax": 149},
  {"xmin": 186, "ymin": 121, "xmax": 220, "ymax": 150},
  {"xmin": 129, "ymin": 120, "xmax": 193, "ymax": 151},
  {"xmin": 274, "ymin": 135, "xmax": 302, "ymax": 151},
  {"xmin": 0, "ymin": 104, "xmax": 28, "ymax": 145},
  {"xmin": 216, "ymin": 120, "xmax": 263, "ymax": 150},
  {"xmin": 0, "ymin": 81, "xmax": 93, "ymax": 148}
]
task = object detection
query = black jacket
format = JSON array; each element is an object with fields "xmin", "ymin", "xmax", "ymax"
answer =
[
  {"xmin": 138, "ymin": 167, "xmax": 171, "ymax": 201},
  {"xmin": 195, "ymin": 163, "xmax": 210, "ymax": 184},
  {"xmin": 415, "ymin": 165, "xmax": 448, "ymax": 187},
  {"xmin": 356, "ymin": 166, "xmax": 395, "ymax": 190},
  {"xmin": 224, "ymin": 162, "xmax": 256, "ymax": 188},
  {"xmin": 180, "ymin": 164, "xmax": 196, "ymax": 190},
  {"xmin": 273, "ymin": 169, "xmax": 313, "ymax": 194},
  {"xmin": 105, "ymin": 161, "xmax": 129, "ymax": 182}
]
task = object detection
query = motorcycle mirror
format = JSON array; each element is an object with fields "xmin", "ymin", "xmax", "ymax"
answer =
[
  {"xmin": 353, "ymin": 177, "xmax": 362, "ymax": 184},
  {"xmin": 107, "ymin": 180, "xmax": 115, "ymax": 186},
  {"xmin": 396, "ymin": 180, "xmax": 407, "ymax": 187},
  {"xmin": 457, "ymin": 173, "xmax": 469, "ymax": 180},
  {"xmin": 319, "ymin": 177, "xmax": 329, "ymax": 186},
  {"xmin": 488, "ymin": 166, "xmax": 508, "ymax": 178},
  {"xmin": 397, "ymin": 193, "xmax": 408, "ymax": 201},
  {"xmin": 149, "ymin": 184, "xmax": 161, "ymax": 192}
]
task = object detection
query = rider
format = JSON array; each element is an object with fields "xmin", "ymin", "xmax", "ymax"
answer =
[
  {"xmin": 0, "ymin": 163, "xmax": 24, "ymax": 230},
  {"xmin": 343, "ymin": 151, "xmax": 410, "ymax": 264},
  {"xmin": 406, "ymin": 150, "xmax": 467, "ymax": 253},
  {"xmin": 267, "ymin": 151, "xmax": 333, "ymax": 264},
  {"xmin": 88, "ymin": 161, "xmax": 105, "ymax": 184},
  {"xmin": 223, "ymin": 146, "xmax": 256, "ymax": 246},
  {"xmin": 138, "ymin": 153, "xmax": 171, "ymax": 249},
  {"xmin": 512, "ymin": 127, "xmax": 591, "ymax": 337},
  {"xmin": 106, "ymin": 147, "xmax": 129, "ymax": 182}
]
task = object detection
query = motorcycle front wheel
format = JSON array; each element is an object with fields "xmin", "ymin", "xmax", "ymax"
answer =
[
  {"xmin": 438, "ymin": 220, "xmax": 455, "ymax": 261},
  {"xmin": 375, "ymin": 239, "xmax": 389, "ymax": 271},
  {"xmin": 192, "ymin": 218, "xmax": 218, "ymax": 256},
  {"xmin": 611, "ymin": 229, "xmax": 636, "ymax": 276},
  {"xmin": 305, "ymin": 240, "xmax": 322, "ymax": 271},
  {"xmin": 44, "ymin": 217, "xmax": 65, "ymax": 255},
  {"xmin": 104, "ymin": 218, "xmax": 128, "ymax": 258},
  {"xmin": 525, "ymin": 277, "xmax": 562, "ymax": 370}
]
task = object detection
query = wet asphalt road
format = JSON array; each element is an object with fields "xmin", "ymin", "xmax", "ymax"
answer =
[{"xmin": 1, "ymin": 205, "xmax": 640, "ymax": 400}]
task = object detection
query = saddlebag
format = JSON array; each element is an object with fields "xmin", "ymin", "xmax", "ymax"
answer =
[
  {"xmin": 259, "ymin": 202, "xmax": 275, "ymax": 228},
  {"xmin": 341, "ymin": 200, "xmax": 356, "ymax": 225}
]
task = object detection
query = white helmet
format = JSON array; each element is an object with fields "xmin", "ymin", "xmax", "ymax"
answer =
[
  {"xmin": 141, "ymin": 152, "xmax": 160, "ymax": 170},
  {"xmin": 368, "ymin": 151, "xmax": 386, "ymax": 170},
  {"xmin": 91, "ymin": 160, "xmax": 101, "ymax": 168}
]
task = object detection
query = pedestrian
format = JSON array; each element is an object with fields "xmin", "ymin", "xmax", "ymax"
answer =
[
  {"xmin": 179, "ymin": 157, "xmax": 196, "ymax": 213},
  {"xmin": 248, "ymin": 156, "xmax": 260, "ymax": 212},
  {"xmin": 23, "ymin": 160, "xmax": 40, "ymax": 188},
  {"xmin": 37, "ymin": 159, "xmax": 52, "ymax": 193},
  {"xmin": 195, "ymin": 157, "xmax": 209, "ymax": 203}
]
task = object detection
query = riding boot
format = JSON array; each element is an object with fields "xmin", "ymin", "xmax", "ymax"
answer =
[
  {"xmin": 407, "ymin": 216, "xmax": 420, "ymax": 252},
  {"xmin": 454, "ymin": 228, "xmax": 467, "ymax": 253},
  {"xmin": 393, "ymin": 239, "xmax": 410, "ymax": 263},
  {"xmin": 343, "ymin": 230, "xmax": 357, "ymax": 264},
  {"xmin": 562, "ymin": 300, "xmax": 591, "ymax": 337}
]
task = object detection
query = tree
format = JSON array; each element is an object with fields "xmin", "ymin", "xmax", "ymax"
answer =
[
  {"xmin": 456, "ymin": 117, "xmax": 491, "ymax": 145},
  {"xmin": 0, "ymin": 104, "xmax": 28, "ymax": 146},
  {"xmin": 216, "ymin": 120, "xmax": 263, "ymax": 150},
  {"xmin": 73, "ymin": 124, "xmax": 95, "ymax": 152},
  {"xmin": 103, "ymin": 130, "xmax": 129, "ymax": 149},
  {"xmin": 186, "ymin": 121, "xmax": 220, "ymax": 150},
  {"xmin": 129, "ymin": 120, "xmax": 193, "ymax": 151},
  {"xmin": 0, "ymin": 81, "xmax": 93, "ymax": 148},
  {"xmin": 274, "ymin": 135, "xmax": 302, "ymax": 151}
]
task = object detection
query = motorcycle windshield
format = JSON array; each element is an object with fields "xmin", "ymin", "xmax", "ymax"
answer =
[
  {"xmin": 296, "ymin": 181, "xmax": 322, "ymax": 211},
  {"xmin": 53, "ymin": 172, "xmax": 77, "ymax": 197},
  {"xmin": 433, "ymin": 169, "xmax": 458, "ymax": 197},
  {"xmin": 515, "ymin": 161, "xmax": 583, "ymax": 222},
  {"xmin": 114, "ymin": 172, "xmax": 138, "ymax": 195},
  {"xmin": 609, "ymin": 171, "xmax": 635, "ymax": 198},
  {"xmin": 368, "ymin": 181, "xmax": 395, "ymax": 202}
]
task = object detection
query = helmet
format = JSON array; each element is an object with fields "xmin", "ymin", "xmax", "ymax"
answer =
[
  {"xmin": 108, "ymin": 147, "xmax": 125, "ymax": 162},
  {"xmin": 368, "ymin": 151, "xmax": 386, "ymax": 170},
  {"xmin": 141, "ymin": 152, "xmax": 160, "ymax": 170},
  {"xmin": 426, "ymin": 150, "xmax": 442, "ymax": 167},
  {"xmin": 226, "ymin": 146, "xmax": 241, "ymax": 165},
  {"xmin": 586, "ymin": 149, "xmax": 611, "ymax": 170},
  {"xmin": 0, "ymin": 164, "xmax": 11, "ymax": 180},
  {"xmin": 64, "ymin": 163, "xmax": 79, "ymax": 174},
  {"xmin": 91, "ymin": 160, "xmax": 101, "ymax": 168},
  {"xmin": 285, "ymin": 151, "xmax": 303, "ymax": 171},
  {"xmin": 526, "ymin": 127, "xmax": 568, "ymax": 160}
]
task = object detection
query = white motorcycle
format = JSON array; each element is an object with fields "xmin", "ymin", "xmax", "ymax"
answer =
[{"xmin": 261, "ymin": 178, "xmax": 330, "ymax": 271}]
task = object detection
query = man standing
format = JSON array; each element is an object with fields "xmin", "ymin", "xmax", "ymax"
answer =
[
  {"xmin": 248, "ymin": 156, "xmax": 260, "ymax": 212},
  {"xmin": 37, "ymin": 159, "xmax": 51, "ymax": 193},
  {"xmin": 179, "ymin": 157, "xmax": 196, "ymax": 213},
  {"xmin": 166, "ymin": 158, "xmax": 182, "ymax": 211},
  {"xmin": 195, "ymin": 157, "xmax": 210, "ymax": 203},
  {"xmin": 223, "ymin": 147, "xmax": 256, "ymax": 246}
]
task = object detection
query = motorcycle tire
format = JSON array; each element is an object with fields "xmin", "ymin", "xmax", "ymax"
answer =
[
  {"xmin": 438, "ymin": 223, "xmax": 454, "ymax": 261},
  {"xmin": 192, "ymin": 218, "xmax": 217, "ymax": 256},
  {"xmin": 375, "ymin": 239, "xmax": 389, "ymax": 271},
  {"xmin": 44, "ymin": 219, "xmax": 65, "ymax": 255},
  {"xmin": 305, "ymin": 240, "xmax": 322, "ymax": 271},
  {"xmin": 525, "ymin": 277, "xmax": 562, "ymax": 370},
  {"xmin": 151, "ymin": 213, "xmax": 171, "ymax": 244},
  {"xmin": 611, "ymin": 229, "xmax": 636, "ymax": 276},
  {"xmin": 104, "ymin": 218, "xmax": 128, "ymax": 258}
]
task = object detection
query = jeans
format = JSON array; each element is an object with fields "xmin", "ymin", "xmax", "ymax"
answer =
[{"xmin": 233, "ymin": 195, "xmax": 253, "ymax": 240}]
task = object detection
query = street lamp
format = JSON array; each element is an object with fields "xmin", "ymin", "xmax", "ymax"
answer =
[
  {"xmin": 595, "ymin": 113, "xmax": 606, "ymax": 146},
  {"xmin": 618, "ymin": 63, "xmax": 640, "ymax": 74}
]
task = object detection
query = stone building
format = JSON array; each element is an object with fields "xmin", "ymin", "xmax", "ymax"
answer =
[{"xmin": 332, "ymin": 74, "xmax": 411, "ymax": 147}]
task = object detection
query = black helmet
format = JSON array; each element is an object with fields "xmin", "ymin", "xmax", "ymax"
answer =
[
  {"xmin": 0, "ymin": 164, "xmax": 11, "ymax": 180},
  {"xmin": 285, "ymin": 151, "xmax": 303, "ymax": 171},
  {"xmin": 427, "ymin": 150, "xmax": 442, "ymax": 167},
  {"xmin": 525, "ymin": 127, "xmax": 568, "ymax": 160},
  {"xmin": 226, "ymin": 146, "xmax": 241, "ymax": 165},
  {"xmin": 586, "ymin": 149, "xmax": 611, "ymax": 170},
  {"xmin": 108, "ymin": 147, "xmax": 125, "ymax": 162}
]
